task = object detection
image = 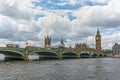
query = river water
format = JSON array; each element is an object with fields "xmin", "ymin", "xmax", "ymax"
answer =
[{"xmin": 0, "ymin": 58, "xmax": 120, "ymax": 80}]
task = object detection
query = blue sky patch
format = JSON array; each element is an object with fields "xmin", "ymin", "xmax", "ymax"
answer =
[
  {"xmin": 68, "ymin": 14, "xmax": 76, "ymax": 21},
  {"xmin": 31, "ymin": 0, "xmax": 100, "ymax": 10},
  {"xmin": 34, "ymin": 14, "xmax": 45, "ymax": 21},
  {"xmin": 101, "ymin": 27, "xmax": 120, "ymax": 35}
]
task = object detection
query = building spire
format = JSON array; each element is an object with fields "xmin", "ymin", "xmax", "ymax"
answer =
[
  {"xmin": 26, "ymin": 41, "xmax": 29, "ymax": 46},
  {"xmin": 61, "ymin": 38, "xmax": 64, "ymax": 45},
  {"xmin": 44, "ymin": 35, "xmax": 51, "ymax": 48},
  {"xmin": 97, "ymin": 28, "xmax": 100, "ymax": 34}
]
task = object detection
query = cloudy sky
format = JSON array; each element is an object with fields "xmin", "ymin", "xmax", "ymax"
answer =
[{"xmin": 0, "ymin": 0, "xmax": 120, "ymax": 49}]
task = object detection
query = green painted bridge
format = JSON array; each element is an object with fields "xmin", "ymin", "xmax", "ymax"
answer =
[{"xmin": 0, "ymin": 47, "xmax": 104, "ymax": 61}]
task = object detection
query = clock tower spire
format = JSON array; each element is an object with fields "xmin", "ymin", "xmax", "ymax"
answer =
[{"xmin": 95, "ymin": 29, "xmax": 101, "ymax": 53}]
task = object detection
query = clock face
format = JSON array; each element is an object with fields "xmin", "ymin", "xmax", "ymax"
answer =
[{"xmin": 96, "ymin": 37, "xmax": 99, "ymax": 40}]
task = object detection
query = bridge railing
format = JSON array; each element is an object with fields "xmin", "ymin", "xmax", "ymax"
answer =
[{"xmin": 0, "ymin": 47, "xmax": 25, "ymax": 53}]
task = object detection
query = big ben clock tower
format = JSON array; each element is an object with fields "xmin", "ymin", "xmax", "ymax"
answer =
[{"xmin": 95, "ymin": 29, "xmax": 101, "ymax": 53}]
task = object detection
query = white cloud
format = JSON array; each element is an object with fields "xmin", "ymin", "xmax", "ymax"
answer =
[
  {"xmin": 36, "ymin": 12, "xmax": 71, "ymax": 39},
  {"xmin": 56, "ymin": 0, "xmax": 80, "ymax": 6},
  {"xmin": 71, "ymin": 0, "xmax": 120, "ymax": 29},
  {"xmin": 0, "ymin": 0, "xmax": 120, "ymax": 50},
  {"xmin": 69, "ymin": 0, "xmax": 78, "ymax": 5},
  {"xmin": 18, "ymin": 24, "xmax": 31, "ymax": 32},
  {"xmin": 102, "ymin": 32, "xmax": 120, "ymax": 49},
  {"xmin": 90, "ymin": 0, "xmax": 111, "ymax": 4},
  {"xmin": 0, "ymin": 0, "xmax": 33, "ymax": 20},
  {"xmin": 0, "ymin": 14, "xmax": 18, "ymax": 39}
]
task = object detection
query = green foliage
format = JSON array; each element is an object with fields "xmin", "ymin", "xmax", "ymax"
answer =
[{"xmin": 101, "ymin": 49, "xmax": 112, "ymax": 54}]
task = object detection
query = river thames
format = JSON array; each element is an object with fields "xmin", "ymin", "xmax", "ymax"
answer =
[{"xmin": 0, "ymin": 58, "xmax": 120, "ymax": 80}]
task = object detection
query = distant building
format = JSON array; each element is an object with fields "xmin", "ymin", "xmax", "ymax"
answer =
[
  {"xmin": 95, "ymin": 29, "xmax": 101, "ymax": 53},
  {"xmin": 59, "ymin": 38, "xmax": 65, "ymax": 48},
  {"xmin": 112, "ymin": 43, "xmax": 120, "ymax": 54},
  {"xmin": 43, "ymin": 29, "xmax": 101, "ymax": 54},
  {"xmin": 75, "ymin": 43, "xmax": 95, "ymax": 53},
  {"xmin": 58, "ymin": 38, "xmax": 65, "ymax": 51},
  {"xmin": 44, "ymin": 35, "xmax": 51, "ymax": 48},
  {"xmin": 75, "ymin": 29, "xmax": 101, "ymax": 53}
]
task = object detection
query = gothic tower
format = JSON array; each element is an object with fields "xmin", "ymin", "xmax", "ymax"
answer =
[
  {"xmin": 44, "ymin": 35, "xmax": 51, "ymax": 48},
  {"xmin": 61, "ymin": 38, "xmax": 64, "ymax": 45},
  {"xmin": 59, "ymin": 38, "xmax": 65, "ymax": 49},
  {"xmin": 95, "ymin": 29, "xmax": 101, "ymax": 53}
]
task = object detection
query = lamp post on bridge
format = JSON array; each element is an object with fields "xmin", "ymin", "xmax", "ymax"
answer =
[
  {"xmin": 58, "ymin": 48, "xmax": 62, "ymax": 60},
  {"xmin": 24, "ymin": 41, "xmax": 29, "ymax": 62}
]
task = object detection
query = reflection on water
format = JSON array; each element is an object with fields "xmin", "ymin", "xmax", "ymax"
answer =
[
  {"xmin": 0, "ymin": 58, "xmax": 120, "ymax": 80},
  {"xmin": 28, "ymin": 55, "xmax": 39, "ymax": 60},
  {"xmin": 0, "ymin": 54, "xmax": 40, "ymax": 61},
  {"xmin": 0, "ymin": 54, "xmax": 5, "ymax": 61}
]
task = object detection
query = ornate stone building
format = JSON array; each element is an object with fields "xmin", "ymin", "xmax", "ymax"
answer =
[
  {"xmin": 75, "ymin": 29, "xmax": 101, "ymax": 53},
  {"xmin": 112, "ymin": 43, "xmax": 120, "ymax": 54},
  {"xmin": 75, "ymin": 43, "xmax": 95, "ymax": 53},
  {"xmin": 44, "ymin": 29, "xmax": 101, "ymax": 53},
  {"xmin": 95, "ymin": 29, "xmax": 101, "ymax": 53},
  {"xmin": 44, "ymin": 35, "xmax": 51, "ymax": 48},
  {"xmin": 58, "ymin": 38, "xmax": 65, "ymax": 51},
  {"xmin": 59, "ymin": 38, "xmax": 65, "ymax": 48}
]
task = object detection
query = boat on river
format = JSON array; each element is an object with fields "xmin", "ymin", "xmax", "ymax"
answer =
[{"xmin": 112, "ymin": 54, "xmax": 120, "ymax": 58}]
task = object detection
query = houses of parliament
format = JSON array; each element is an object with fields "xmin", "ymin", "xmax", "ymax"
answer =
[{"xmin": 44, "ymin": 29, "xmax": 101, "ymax": 53}]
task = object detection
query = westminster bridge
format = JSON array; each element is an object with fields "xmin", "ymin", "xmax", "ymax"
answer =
[{"xmin": 0, "ymin": 47, "xmax": 104, "ymax": 61}]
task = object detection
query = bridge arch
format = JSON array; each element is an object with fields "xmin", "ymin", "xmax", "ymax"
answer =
[
  {"xmin": 62, "ymin": 52, "xmax": 78, "ymax": 59},
  {"xmin": 99, "ymin": 53, "xmax": 104, "ymax": 57},
  {"xmin": 92, "ymin": 53, "xmax": 98, "ymax": 58},
  {"xmin": 30, "ymin": 51, "xmax": 59, "ymax": 59},
  {"xmin": 80, "ymin": 52, "xmax": 91, "ymax": 58},
  {"xmin": 0, "ymin": 50, "xmax": 24, "ymax": 60}
]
